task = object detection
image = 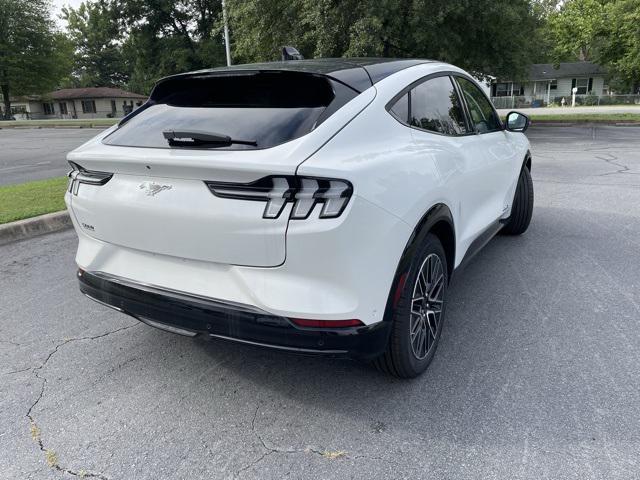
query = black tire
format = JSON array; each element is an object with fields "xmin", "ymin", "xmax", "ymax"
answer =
[
  {"xmin": 373, "ymin": 233, "xmax": 448, "ymax": 378},
  {"xmin": 501, "ymin": 166, "xmax": 533, "ymax": 235}
]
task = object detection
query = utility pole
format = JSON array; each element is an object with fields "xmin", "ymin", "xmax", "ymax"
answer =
[{"xmin": 222, "ymin": 0, "xmax": 232, "ymax": 66}]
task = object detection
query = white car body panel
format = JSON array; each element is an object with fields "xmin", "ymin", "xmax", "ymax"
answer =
[{"xmin": 298, "ymin": 63, "xmax": 530, "ymax": 267}]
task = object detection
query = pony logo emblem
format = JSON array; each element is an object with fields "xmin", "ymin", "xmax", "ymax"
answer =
[{"xmin": 139, "ymin": 182, "xmax": 172, "ymax": 196}]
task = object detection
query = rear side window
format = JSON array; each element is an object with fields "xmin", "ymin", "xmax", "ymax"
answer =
[
  {"xmin": 104, "ymin": 72, "xmax": 355, "ymax": 150},
  {"xmin": 389, "ymin": 93, "xmax": 409, "ymax": 122},
  {"xmin": 409, "ymin": 76, "xmax": 468, "ymax": 135},
  {"xmin": 456, "ymin": 77, "xmax": 502, "ymax": 133}
]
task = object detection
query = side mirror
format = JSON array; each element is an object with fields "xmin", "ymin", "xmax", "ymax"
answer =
[{"xmin": 505, "ymin": 111, "xmax": 531, "ymax": 132}]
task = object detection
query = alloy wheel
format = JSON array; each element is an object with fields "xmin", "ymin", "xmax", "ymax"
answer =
[{"xmin": 409, "ymin": 253, "xmax": 445, "ymax": 360}]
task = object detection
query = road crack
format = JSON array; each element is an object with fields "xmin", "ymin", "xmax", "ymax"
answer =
[
  {"xmin": 25, "ymin": 323, "xmax": 139, "ymax": 479},
  {"xmin": 595, "ymin": 153, "xmax": 639, "ymax": 176},
  {"xmin": 234, "ymin": 402, "xmax": 373, "ymax": 477},
  {"xmin": 3, "ymin": 366, "xmax": 32, "ymax": 376}
]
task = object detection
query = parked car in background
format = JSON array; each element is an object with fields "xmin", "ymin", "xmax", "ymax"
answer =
[{"xmin": 66, "ymin": 58, "xmax": 533, "ymax": 378}]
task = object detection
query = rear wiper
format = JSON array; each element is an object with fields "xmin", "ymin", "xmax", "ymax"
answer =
[{"xmin": 162, "ymin": 129, "xmax": 257, "ymax": 147}]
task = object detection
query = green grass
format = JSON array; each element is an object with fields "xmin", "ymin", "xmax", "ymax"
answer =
[
  {"xmin": 0, "ymin": 177, "xmax": 68, "ymax": 224},
  {"xmin": 0, "ymin": 118, "xmax": 118, "ymax": 128},
  {"xmin": 523, "ymin": 113, "xmax": 640, "ymax": 123}
]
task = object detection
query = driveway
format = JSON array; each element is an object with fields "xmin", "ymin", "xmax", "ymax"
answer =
[{"xmin": 1, "ymin": 125, "xmax": 639, "ymax": 479}]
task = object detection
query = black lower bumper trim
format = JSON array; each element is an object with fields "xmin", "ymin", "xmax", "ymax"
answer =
[{"xmin": 78, "ymin": 270, "xmax": 390, "ymax": 359}]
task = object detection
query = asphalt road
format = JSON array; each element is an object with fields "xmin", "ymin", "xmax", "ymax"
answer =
[
  {"xmin": 0, "ymin": 129, "xmax": 101, "ymax": 186},
  {"xmin": 2, "ymin": 125, "xmax": 640, "ymax": 479}
]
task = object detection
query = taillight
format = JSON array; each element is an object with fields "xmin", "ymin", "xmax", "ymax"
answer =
[
  {"xmin": 289, "ymin": 318, "xmax": 364, "ymax": 328},
  {"xmin": 205, "ymin": 176, "xmax": 352, "ymax": 220},
  {"xmin": 67, "ymin": 161, "xmax": 113, "ymax": 195}
]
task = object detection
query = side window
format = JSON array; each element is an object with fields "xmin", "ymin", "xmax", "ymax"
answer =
[
  {"xmin": 409, "ymin": 76, "xmax": 468, "ymax": 136},
  {"xmin": 456, "ymin": 77, "xmax": 502, "ymax": 133},
  {"xmin": 389, "ymin": 93, "xmax": 409, "ymax": 122}
]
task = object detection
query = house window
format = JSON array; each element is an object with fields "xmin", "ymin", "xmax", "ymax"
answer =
[
  {"xmin": 81, "ymin": 100, "xmax": 96, "ymax": 114},
  {"xmin": 43, "ymin": 103, "xmax": 55, "ymax": 115},
  {"xmin": 495, "ymin": 83, "xmax": 510, "ymax": 97},
  {"xmin": 59, "ymin": 102, "xmax": 68, "ymax": 115},
  {"xmin": 574, "ymin": 78, "xmax": 589, "ymax": 95},
  {"xmin": 511, "ymin": 83, "xmax": 524, "ymax": 96},
  {"xmin": 11, "ymin": 105, "xmax": 27, "ymax": 114},
  {"xmin": 550, "ymin": 80, "xmax": 557, "ymax": 90}
]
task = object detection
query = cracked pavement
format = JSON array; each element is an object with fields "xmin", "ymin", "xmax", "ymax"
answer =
[{"xmin": 1, "ymin": 125, "xmax": 640, "ymax": 479}]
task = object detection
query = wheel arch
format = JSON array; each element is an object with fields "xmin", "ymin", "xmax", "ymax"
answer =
[
  {"xmin": 524, "ymin": 150, "xmax": 532, "ymax": 172},
  {"xmin": 382, "ymin": 203, "xmax": 456, "ymax": 324}
]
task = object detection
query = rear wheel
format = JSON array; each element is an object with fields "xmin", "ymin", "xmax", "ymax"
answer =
[
  {"xmin": 374, "ymin": 234, "xmax": 447, "ymax": 378},
  {"xmin": 501, "ymin": 166, "xmax": 533, "ymax": 235}
]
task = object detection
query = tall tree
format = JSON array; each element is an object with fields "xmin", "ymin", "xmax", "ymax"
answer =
[
  {"xmin": 63, "ymin": 0, "xmax": 228, "ymax": 94},
  {"xmin": 227, "ymin": 0, "xmax": 544, "ymax": 81},
  {"xmin": 547, "ymin": 0, "xmax": 607, "ymax": 62},
  {"xmin": 597, "ymin": 0, "xmax": 640, "ymax": 92},
  {"xmin": 63, "ymin": 0, "xmax": 127, "ymax": 87},
  {"xmin": 545, "ymin": 0, "xmax": 640, "ymax": 92},
  {"xmin": 121, "ymin": 0, "xmax": 226, "ymax": 93},
  {"xmin": 0, "ymin": 0, "xmax": 70, "ymax": 119}
]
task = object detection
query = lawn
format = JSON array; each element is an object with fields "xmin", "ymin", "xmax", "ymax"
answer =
[
  {"xmin": 0, "ymin": 177, "xmax": 68, "ymax": 224},
  {"xmin": 523, "ymin": 113, "xmax": 640, "ymax": 123}
]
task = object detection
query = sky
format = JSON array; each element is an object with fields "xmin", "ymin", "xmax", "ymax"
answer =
[{"xmin": 51, "ymin": 0, "xmax": 84, "ymax": 25}]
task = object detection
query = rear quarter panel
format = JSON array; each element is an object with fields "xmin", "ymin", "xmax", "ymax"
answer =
[{"xmin": 298, "ymin": 63, "xmax": 466, "ymax": 264}]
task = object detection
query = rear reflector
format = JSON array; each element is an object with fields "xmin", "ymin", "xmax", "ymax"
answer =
[{"xmin": 289, "ymin": 318, "xmax": 364, "ymax": 328}]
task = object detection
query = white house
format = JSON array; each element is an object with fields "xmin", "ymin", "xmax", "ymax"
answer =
[
  {"xmin": 490, "ymin": 62, "xmax": 608, "ymax": 108},
  {"xmin": 2, "ymin": 87, "xmax": 147, "ymax": 120}
]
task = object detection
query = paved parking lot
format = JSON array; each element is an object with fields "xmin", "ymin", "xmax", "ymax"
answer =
[
  {"xmin": 1, "ymin": 125, "xmax": 639, "ymax": 479},
  {"xmin": 0, "ymin": 129, "xmax": 100, "ymax": 186}
]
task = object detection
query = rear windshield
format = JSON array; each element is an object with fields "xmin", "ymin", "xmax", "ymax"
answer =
[{"xmin": 104, "ymin": 71, "xmax": 355, "ymax": 150}]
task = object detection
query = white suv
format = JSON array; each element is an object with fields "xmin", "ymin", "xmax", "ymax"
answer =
[{"xmin": 66, "ymin": 58, "xmax": 533, "ymax": 378}]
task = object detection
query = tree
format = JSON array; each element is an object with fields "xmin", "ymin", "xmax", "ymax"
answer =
[
  {"xmin": 545, "ymin": 0, "xmax": 640, "ymax": 92},
  {"xmin": 227, "ymin": 0, "xmax": 544, "ymax": 81},
  {"xmin": 0, "ymin": 0, "xmax": 70, "ymax": 119},
  {"xmin": 597, "ymin": 0, "xmax": 640, "ymax": 92},
  {"xmin": 63, "ymin": 0, "xmax": 127, "ymax": 87},
  {"xmin": 62, "ymin": 0, "xmax": 228, "ymax": 94},
  {"xmin": 547, "ymin": 0, "xmax": 607, "ymax": 62},
  {"xmin": 120, "ymin": 0, "xmax": 227, "ymax": 93}
]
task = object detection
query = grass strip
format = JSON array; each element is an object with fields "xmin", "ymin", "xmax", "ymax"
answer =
[
  {"xmin": 520, "ymin": 113, "xmax": 640, "ymax": 123},
  {"xmin": 0, "ymin": 177, "xmax": 68, "ymax": 224}
]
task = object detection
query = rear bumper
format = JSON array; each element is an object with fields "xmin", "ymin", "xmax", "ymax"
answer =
[{"xmin": 78, "ymin": 270, "xmax": 391, "ymax": 360}]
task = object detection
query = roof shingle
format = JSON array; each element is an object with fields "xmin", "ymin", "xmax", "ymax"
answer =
[
  {"xmin": 528, "ymin": 62, "xmax": 607, "ymax": 80},
  {"xmin": 47, "ymin": 87, "xmax": 147, "ymax": 100}
]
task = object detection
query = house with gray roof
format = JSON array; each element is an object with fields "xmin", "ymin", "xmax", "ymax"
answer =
[
  {"xmin": 490, "ymin": 61, "xmax": 609, "ymax": 108},
  {"xmin": 2, "ymin": 87, "xmax": 147, "ymax": 120}
]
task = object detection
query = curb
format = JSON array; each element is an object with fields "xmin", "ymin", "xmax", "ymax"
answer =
[{"xmin": 0, "ymin": 211, "xmax": 72, "ymax": 246}]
